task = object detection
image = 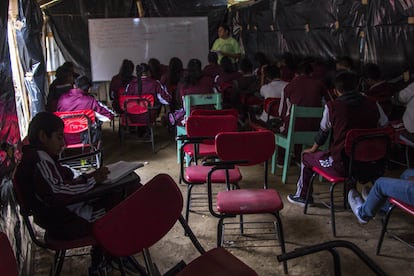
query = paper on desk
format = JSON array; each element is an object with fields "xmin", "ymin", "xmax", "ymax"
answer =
[{"xmin": 102, "ymin": 160, "xmax": 143, "ymax": 184}]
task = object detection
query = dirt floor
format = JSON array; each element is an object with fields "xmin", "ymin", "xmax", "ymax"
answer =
[{"xmin": 33, "ymin": 122, "xmax": 414, "ymax": 276}]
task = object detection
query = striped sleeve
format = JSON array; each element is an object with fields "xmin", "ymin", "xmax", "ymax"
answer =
[{"xmin": 35, "ymin": 151, "xmax": 96, "ymax": 203}]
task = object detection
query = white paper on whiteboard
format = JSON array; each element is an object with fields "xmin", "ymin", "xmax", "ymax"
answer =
[{"xmin": 88, "ymin": 17, "xmax": 209, "ymax": 82}]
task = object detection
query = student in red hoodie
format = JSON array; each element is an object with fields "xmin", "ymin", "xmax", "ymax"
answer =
[{"xmin": 14, "ymin": 112, "xmax": 141, "ymax": 274}]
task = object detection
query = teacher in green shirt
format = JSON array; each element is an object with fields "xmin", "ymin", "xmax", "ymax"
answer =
[{"xmin": 211, "ymin": 24, "xmax": 241, "ymax": 65}]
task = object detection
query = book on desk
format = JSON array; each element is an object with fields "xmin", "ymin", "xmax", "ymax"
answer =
[{"xmin": 102, "ymin": 160, "xmax": 144, "ymax": 185}]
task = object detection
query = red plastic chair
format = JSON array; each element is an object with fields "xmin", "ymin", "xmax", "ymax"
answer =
[
  {"xmin": 182, "ymin": 109, "xmax": 238, "ymax": 166},
  {"xmin": 204, "ymin": 130, "xmax": 287, "ymax": 273},
  {"xmin": 118, "ymin": 94, "xmax": 158, "ymax": 153},
  {"xmin": 304, "ymin": 127, "xmax": 394, "ymax": 237},
  {"xmin": 12, "ymin": 177, "xmax": 96, "ymax": 276},
  {"xmin": 54, "ymin": 109, "xmax": 102, "ymax": 170},
  {"xmin": 184, "ymin": 113, "xmax": 238, "ymax": 164},
  {"xmin": 0, "ymin": 232, "xmax": 19, "ymax": 276},
  {"xmin": 389, "ymin": 120, "xmax": 413, "ymax": 168},
  {"xmin": 179, "ymin": 115, "xmax": 240, "ymax": 224},
  {"xmin": 249, "ymin": 97, "xmax": 281, "ymax": 131},
  {"xmin": 377, "ymin": 197, "xmax": 414, "ymax": 255},
  {"xmin": 93, "ymin": 174, "xmax": 257, "ymax": 276}
]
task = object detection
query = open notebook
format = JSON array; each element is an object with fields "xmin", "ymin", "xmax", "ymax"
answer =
[{"xmin": 102, "ymin": 161, "xmax": 144, "ymax": 184}]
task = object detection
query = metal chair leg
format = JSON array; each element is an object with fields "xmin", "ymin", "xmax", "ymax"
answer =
[
  {"xmin": 185, "ymin": 185, "xmax": 194, "ymax": 223},
  {"xmin": 239, "ymin": 214, "xmax": 244, "ymax": 235},
  {"xmin": 51, "ymin": 250, "xmax": 66, "ymax": 276},
  {"xmin": 275, "ymin": 212, "xmax": 288, "ymax": 274},
  {"xmin": 328, "ymin": 248, "xmax": 342, "ymax": 276},
  {"xmin": 376, "ymin": 205, "xmax": 395, "ymax": 255},
  {"xmin": 150, "ymin": 127, "xmax": 155, "ymax": 153},
  {"xmin": 329, "ymin": 183, "xmax": 337, "ymax": 237},
  {"xmin": 217, "ymin": 218, "xmax": 224, "ymax": 247},
  {"xmin": 304, "ymin": 173, "xmax": 317, "ymax": 214}
]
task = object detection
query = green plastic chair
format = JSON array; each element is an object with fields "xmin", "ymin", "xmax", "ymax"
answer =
[
  {"xmin": 272, "ymin": 104, "xmax": 325, "ymax": 184},
  {"xmin": 176, "ymin": 93, "xmax": 222, "ymax": 163}
]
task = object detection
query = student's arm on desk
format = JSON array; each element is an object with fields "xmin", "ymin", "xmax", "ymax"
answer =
[
  {"xmin": 68, "ymin": 172, "xmax": 141, "ymax": 204},
  {"xmin": 86, "ymin": 166, "xmax": 110, "ymax": 184}
]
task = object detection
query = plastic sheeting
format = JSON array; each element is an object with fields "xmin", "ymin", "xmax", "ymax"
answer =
[
  {"xmin": 1, "ymin": 0, "xmax": 45, "ymax": 177},
  {"xmin": 230, "ymin": 0, "xmax": 414, "ymax": 79},
  {"xmin": 0, "ymin": 0, "xmax": 20, "ymax": 179},
  {"xmin": 16, "ymin": 0, "xmax": 46, "ymax": 115},
  {"xmin": 1, "ymin": 3, "xmax": 33, "ymax": 276}
]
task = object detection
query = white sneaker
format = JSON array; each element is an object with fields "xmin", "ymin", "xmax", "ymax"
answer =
[{"xmin": 348, "ymin": 189, "xmax": 368, "ymax": 224}]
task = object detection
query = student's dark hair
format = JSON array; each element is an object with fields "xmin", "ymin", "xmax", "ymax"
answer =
[
  {"xmin": 335, "ymin": 70, "xmax": 358, "ymax": 93},
  {"xmin": 184, "ymin": 58, "xmax": 202, "ymax": 86},
  {"xmin": 280, "ymin": 52, "xmax": 295, "ymax": 68},
  {"xmin": 55, "ymin": 66, "xmax": 73, "ymax": 83},
  {"xmin": 61, "ymin": 61, "xmax": 74, "ymax": 71},
  {"xmin": 135, "ymin": 63, "xmax": 150, "ymax": 95},
  {"xmin": 148, "ymin": 58, "xmax": 161, "ymax": 79},
  {"xmin": 220, "ymin": 56, "xmax": 235, "ymax": 73},
  {"xmin": 239, "ymin": 57, "xmax": 253, "ymax": 73},
  {"xmin": 61, "ymin": 61, "xmax": 79, "ymax": 78},
  {"xmin": 264, "ymin": 64, "xmax": 280, "ymax": 79},
  {"xmin": 168, "ymin": 57, "xmax": 183, "ymax": 85},
  {"xmin": 28, "ymin": 112, "xmax": 64, "ymax": 146},
  {"xmin": 296, "ymin": 61, "xmax": 313, "ymax": 75},
  {"xmin": 218, "ymin": 23, "xmax": 230, "ymax": 33},
  {"xmin": 336, "ymin": 56, "xmax": 354, "ymax": 70},
  {"xmin": 362, "ymin": 63, "xmax": 382, "ymax": 80},
  {"xmin": 136, "ymin": 63, "xmax": 150, "ymax": 76},
  {"xmin": 119, "ymin": 59, "xmax": 134, "ymax": 85},
  {"xmin": 75, "ymin": 76, "xmax": 92, "ymax": 92},
  {"xmin": 254, "ymin": 51, "xmax": 270, "ymax": 67},
  {"xmin": 208, "ymin": 52, "xmax": 218, "ymax": 64}
]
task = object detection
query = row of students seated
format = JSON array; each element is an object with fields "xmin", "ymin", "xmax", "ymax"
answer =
[
  {"xmin": 245, "ymin": 53, "xmax": 409, "ymax": 165},
  {"xmin": 107, "ymin": 53, "xmax": 401, "ymax": 139}
]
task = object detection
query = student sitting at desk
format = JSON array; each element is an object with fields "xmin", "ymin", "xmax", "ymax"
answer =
[
  {"xmin": 125, "ymin": 63, "xmax": 172, "ymax": 105},
  {"xmin": 57, "ymin": 76, "xmax": 115, "ymax": 145},
  {"xmin": 14, "ymin": 112, "xmax": 141, "ymax": 274},
  {"xmin": 177, "ymin": 58, "xmax": 214, "ymax": 106}
]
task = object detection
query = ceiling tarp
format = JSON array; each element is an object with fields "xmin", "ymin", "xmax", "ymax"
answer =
[{"xmin": 230, "ymin": 0, "xmax": 414, "ymax": 79}]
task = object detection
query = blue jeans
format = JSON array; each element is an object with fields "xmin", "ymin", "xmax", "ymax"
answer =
[{"xmin": 359, "ymin": 169, "xmax": 414, "ymax": 221}]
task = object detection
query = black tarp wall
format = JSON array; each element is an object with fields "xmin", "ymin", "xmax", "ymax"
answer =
[{"xmin": 230, "ymin": 0, "xmax": 414, "ymax": 79}]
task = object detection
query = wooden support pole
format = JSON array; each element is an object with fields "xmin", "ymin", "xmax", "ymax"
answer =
[{"xmin": 8, "ymin": 0, "xmax": 31, "ymax": 139}]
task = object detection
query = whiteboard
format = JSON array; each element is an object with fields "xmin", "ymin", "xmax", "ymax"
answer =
[{"xmin": 88, "ymin": 17, "xmax": 209, "ymax": 82}]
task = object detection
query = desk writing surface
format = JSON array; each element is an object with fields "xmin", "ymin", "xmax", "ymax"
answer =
[
  {"xmin": 70, "ymin": 164, "xmax": 143, "ymax": 203},
  {"xmin": 102, "ymin": 161, "xmax": 144, "ymax": 185}
]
